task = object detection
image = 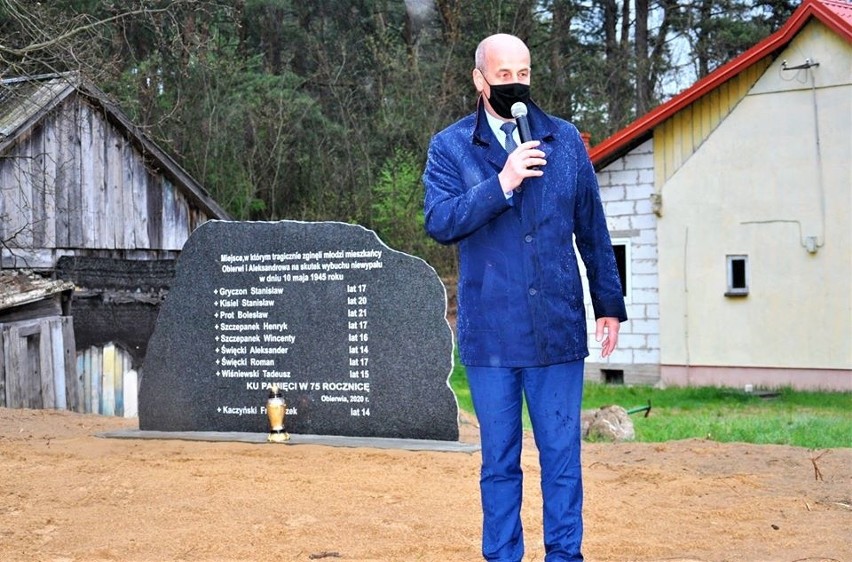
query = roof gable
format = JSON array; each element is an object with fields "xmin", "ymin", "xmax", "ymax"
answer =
[
  {"xmin": 590, "ymin": 0, "xmax": 852, "ymax": 169},
  {"xmin": 0, "ymin": 74, "xmax": 73, "ymax": 141},
  {"xmin": 0, "ymin": 72, "xmax": 230, "ymax": 220}
]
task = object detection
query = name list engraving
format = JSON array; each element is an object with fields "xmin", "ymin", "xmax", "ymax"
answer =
[{"xmin": 212, "ymin": 249, "xmax": 384, "ymax": 423}]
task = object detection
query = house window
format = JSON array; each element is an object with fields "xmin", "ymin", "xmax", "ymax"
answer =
[
  {"xmin": 611, "ymin": 239, "xmax": 630, "ymax": 299},
  {"xmin": 602, "ymin": 369, "xmax": 624, "ymax": 385},
  {"xmin": 725, "ymin": 255, "xmax": 749, "ymax": 296}
]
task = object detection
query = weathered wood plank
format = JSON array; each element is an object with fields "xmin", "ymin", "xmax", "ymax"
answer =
[
  {"xmin": 123, "ymin": 348, "xmax": 132, "ymax": 416},
  {"xmin": 79, "ymin": 104, "xmax": 97, "ymax": 247},
  {"xmin": 90, "ymin": 347, "xmax": 102, "ymax": 414},
  {"xmin": 123, "ymin": 368, "xmax": 138, "ymax": 418},
  {"xmin": 175, "ymin": 190, "xmax": 192, "ymax": 249},
  {"xmin": 80, "ymin": 351, "xmax": 90, "ymax": 413},
  {"xmin": 105, "ymin": 342, "xmax": 122, "ymax": 416},
  {"xmin": 31, "ymin": 127, "xmax": 48, "ymax": 247},
  {"xmin": 132, "ymin": 147, "xmax": 150, "ymax": 248},
  {"xmin": 17, "ymin": 139, "xmax": 35, "ymax": 248},
  {"xmin": 50, "ymin": 318, "xmax": 67, "ymax": 409},
  {"xmin": 95, "ymin": 346, "xmax": 104, "ymax": 414},
  {"xmin": 14, "ymin": 326, "xmax": 28, "ymax": 408},
  {"xmin": 68, "ymin": 100, "xmax": 85, "ymax": 247},
  {"xmin": 42, "ymin": 117, "xmax": 58, "ymax": 247},
  {"xmin": 2, "ymin": 150, "xmax": 31, "ymax": 248},
  {"xmin": 109, "ymin": 131, "xmax": 125, "ymax": 248},
  {"xmin": 62, "ymin": 317, "xmax": 81, "ymax": 412},
  {"xmin": 91, "ymin": 108, "xmax": 109, "ymax": 249},
  {"xmin": 7, "ymin": 325, "xmax": 22, "ymax": 408},
  {"xmin": 2, "ymin": 325, "xmax": 21, "ymax": 407},
  {"xmin": 0, "ymin": 326, "xmax": 6, "ymax": 407},
  {"xmin": 39, "ymin": 321, "xmax": 56, "ymax": 409},
  {"xmin": 146, "ymin": 170, "xmax": 163, "ymax": 249},
  {"xmin": 1, "ymin": 156, "xmax": 20, "ymax": 243},
  {"xmin": 20, "ymin": 322, "xmax": 42, "ymax": 408},
  {"xmin": 53, "ymin": 108, "xmax": 71, "ymax": 247},
  {"xmin": 162, "ymin": 179, "xmax": 177, "ymax": 249},
  {"xmin": 69, "ymin": 350, "xmax": 84, "ymax": 413},
  {"xmin": 101, "ymin": 344, "xmax": 114, "ymax": 416},
  {"xmin": 8, "ymin": 327, "xmax": 20, "ymax": 408},
  {"xmin": 122, "ymin": 139, "xmax": 137, "ymax": 248}
]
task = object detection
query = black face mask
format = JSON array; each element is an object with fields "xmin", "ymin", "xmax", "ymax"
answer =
[{"xmin": 483, "ymin": 78, "xmax": 531, "ymax": 119}]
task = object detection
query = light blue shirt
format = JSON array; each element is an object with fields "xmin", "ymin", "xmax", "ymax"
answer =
[{"xmin": 485, "ymin": 111, "xmax": 519, "ymax": 151}]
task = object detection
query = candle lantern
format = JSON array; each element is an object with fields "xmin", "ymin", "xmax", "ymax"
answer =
[{"xmin": 266, "ymin": 384, "xmax": 290, "ymax": 443}]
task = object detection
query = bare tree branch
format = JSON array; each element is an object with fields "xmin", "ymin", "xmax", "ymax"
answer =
[{"xmin": 0, "ymin": 0, "xmax": 186, "ymax": 58}]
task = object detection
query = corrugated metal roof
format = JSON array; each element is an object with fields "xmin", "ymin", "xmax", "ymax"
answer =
[
  {"xmin": 822, "ymin": 0, "xmax": 852, "ymax": 27},
  {"xmin": 0, "ymin": 271, "xmax": 75, "ymax": 312},
  {"xmin": 0, "ymin": 74, "xmax": 74, "ymax": 141}
]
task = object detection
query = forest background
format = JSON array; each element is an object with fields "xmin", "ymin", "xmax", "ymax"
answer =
[{"xmin": 0, "ymin": 0, "xmax": 799, "ymax": 275}]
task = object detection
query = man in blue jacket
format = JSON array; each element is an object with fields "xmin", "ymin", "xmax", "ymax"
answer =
[{"xmin": 423, "ymin": 33, "xmax": 627, "ymax": 561}]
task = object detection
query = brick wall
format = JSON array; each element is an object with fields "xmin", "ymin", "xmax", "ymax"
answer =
[{"xmin": 583, "ymin": 139, "xmax": 661, "ymax": 385}]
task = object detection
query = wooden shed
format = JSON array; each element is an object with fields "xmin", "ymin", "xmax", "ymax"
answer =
[
  {"xmin": 0, "ymin": 271, "xmax": 76, "ymax": 410},
  {"xmin": 0, "ymin": 72, "xmax": 230, "ymax": 414}
]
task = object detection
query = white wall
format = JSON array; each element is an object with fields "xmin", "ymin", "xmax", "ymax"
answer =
[{"xmin": 657, "ymin": 21, "xmax": 851, "ymax": 389}]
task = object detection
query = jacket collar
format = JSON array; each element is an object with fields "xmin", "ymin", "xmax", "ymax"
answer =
[{"xmin": 472, "ymin": 98, "xmax": 558, "ymax": 147}]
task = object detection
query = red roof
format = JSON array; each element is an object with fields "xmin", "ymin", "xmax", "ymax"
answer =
[{"xmin": 590, "ymin": 0, "xmax": 852, "ymax": 168}]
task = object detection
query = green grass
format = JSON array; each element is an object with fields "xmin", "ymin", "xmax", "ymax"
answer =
[{"xmin": 449, "ymin": 355, "xmax": 852, "ymax": 448}]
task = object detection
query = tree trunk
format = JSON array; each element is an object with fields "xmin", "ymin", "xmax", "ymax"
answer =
[{"xmin": 635, "ymin": 0, "xmax": 650, "ymax": 114}]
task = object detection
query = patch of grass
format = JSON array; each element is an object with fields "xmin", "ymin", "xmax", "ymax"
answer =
[
  {"xmin": 448, "ymin": 348, "xmax": 473, "ymax": 415},
  {"xmin": 449, "ymin": 358, "xmax": 852, "ymax": 448}
]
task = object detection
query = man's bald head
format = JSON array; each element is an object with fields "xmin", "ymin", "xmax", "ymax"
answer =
[{"xmin": 474, "ymin": 34, "xmax": 529, "ymax": 71}]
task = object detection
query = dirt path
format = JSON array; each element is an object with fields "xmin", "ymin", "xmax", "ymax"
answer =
[{"xmin": 0, "ymin": 407, "xmax": 849, "ymax": 561}]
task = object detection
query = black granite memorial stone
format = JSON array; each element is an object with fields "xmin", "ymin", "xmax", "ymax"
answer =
[{"xmin": 138, "ymin": 220, "xmax": 459, "ymax": 441}]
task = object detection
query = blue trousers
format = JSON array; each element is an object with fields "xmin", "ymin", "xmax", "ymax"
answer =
[{"xmin": 466, "ymin": 360, "xmax": 585, "ymax": 562}]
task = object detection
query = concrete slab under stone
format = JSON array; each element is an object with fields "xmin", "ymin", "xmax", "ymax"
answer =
[
  {"xmin": 98, "ymin": 429, "xmax": 480, "ymax": 453},
  {"xmin": 138, "ymin": 220, "xmax": 459, "ymax": 441}
]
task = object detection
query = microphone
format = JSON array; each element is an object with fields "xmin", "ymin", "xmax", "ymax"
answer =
[
  {"xmin": 511, "ymin": 102, "xmax": 533, "ymax": 144},
  {"xmin": 511, "ymin": 102, "xmax": 539, "ymax": 171}
]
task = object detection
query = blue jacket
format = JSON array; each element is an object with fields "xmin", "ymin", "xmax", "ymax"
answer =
[{"xmin": 423, "ymin": 101, "xmax": 627, "ymax": 367}]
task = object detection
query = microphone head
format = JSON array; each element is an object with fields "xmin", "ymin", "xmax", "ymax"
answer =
[{"xmin": 511, "ymin": 102, "xmax": 528, "ymax": 118}]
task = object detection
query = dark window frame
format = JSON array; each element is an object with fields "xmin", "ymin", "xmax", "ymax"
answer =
[
  {"xmin": 725, "ymin": 254, "xmax": 749, "ymax": 297},
  {"xmin": 611, "ymin": 239, "xmax": 630, "ymax": 300}
]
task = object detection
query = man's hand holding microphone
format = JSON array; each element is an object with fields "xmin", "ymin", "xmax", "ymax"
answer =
[{"xmin": 498, "ymin": 102, "xmax": 547, "ymax": 195}]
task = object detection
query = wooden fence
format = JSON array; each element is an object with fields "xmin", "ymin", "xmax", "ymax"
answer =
[
  {"xmin": 75, "ymin": 343, "xmax": 138, "ymax": 418},
  {"xmin": 1, "ymin": 320, "xmax": 137, "ymax": 418}
]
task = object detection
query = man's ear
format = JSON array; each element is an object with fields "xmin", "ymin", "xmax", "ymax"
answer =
[{"xmin": 472, "ymin": 68, "xmax": 486, "ymax": 94}]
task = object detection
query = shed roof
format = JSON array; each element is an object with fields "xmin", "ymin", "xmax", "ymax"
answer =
[
  {"xmin": 0, "ymin": 271, "xmax": 75, "ymax": 312},
  {"xmin": 590, "ymin": 0, "xmax": 852, "ymax": 169},
  {"xmin": 0, "ymin": 72, "xmax": 231, "ymax": 220}
]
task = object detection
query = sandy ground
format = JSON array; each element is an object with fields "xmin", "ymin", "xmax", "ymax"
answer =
[{"xmin": 0, "ymin": 407, "xmax": 849, "ymax": 562}]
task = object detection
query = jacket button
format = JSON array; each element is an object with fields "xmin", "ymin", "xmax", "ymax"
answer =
[
  {"xmin": 529, "ymin": 288, "xmax": 537, "ymax": 296},
  {"xmin": 524, "ymin": 234, "xmax": 533, "ymax": 243}
]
